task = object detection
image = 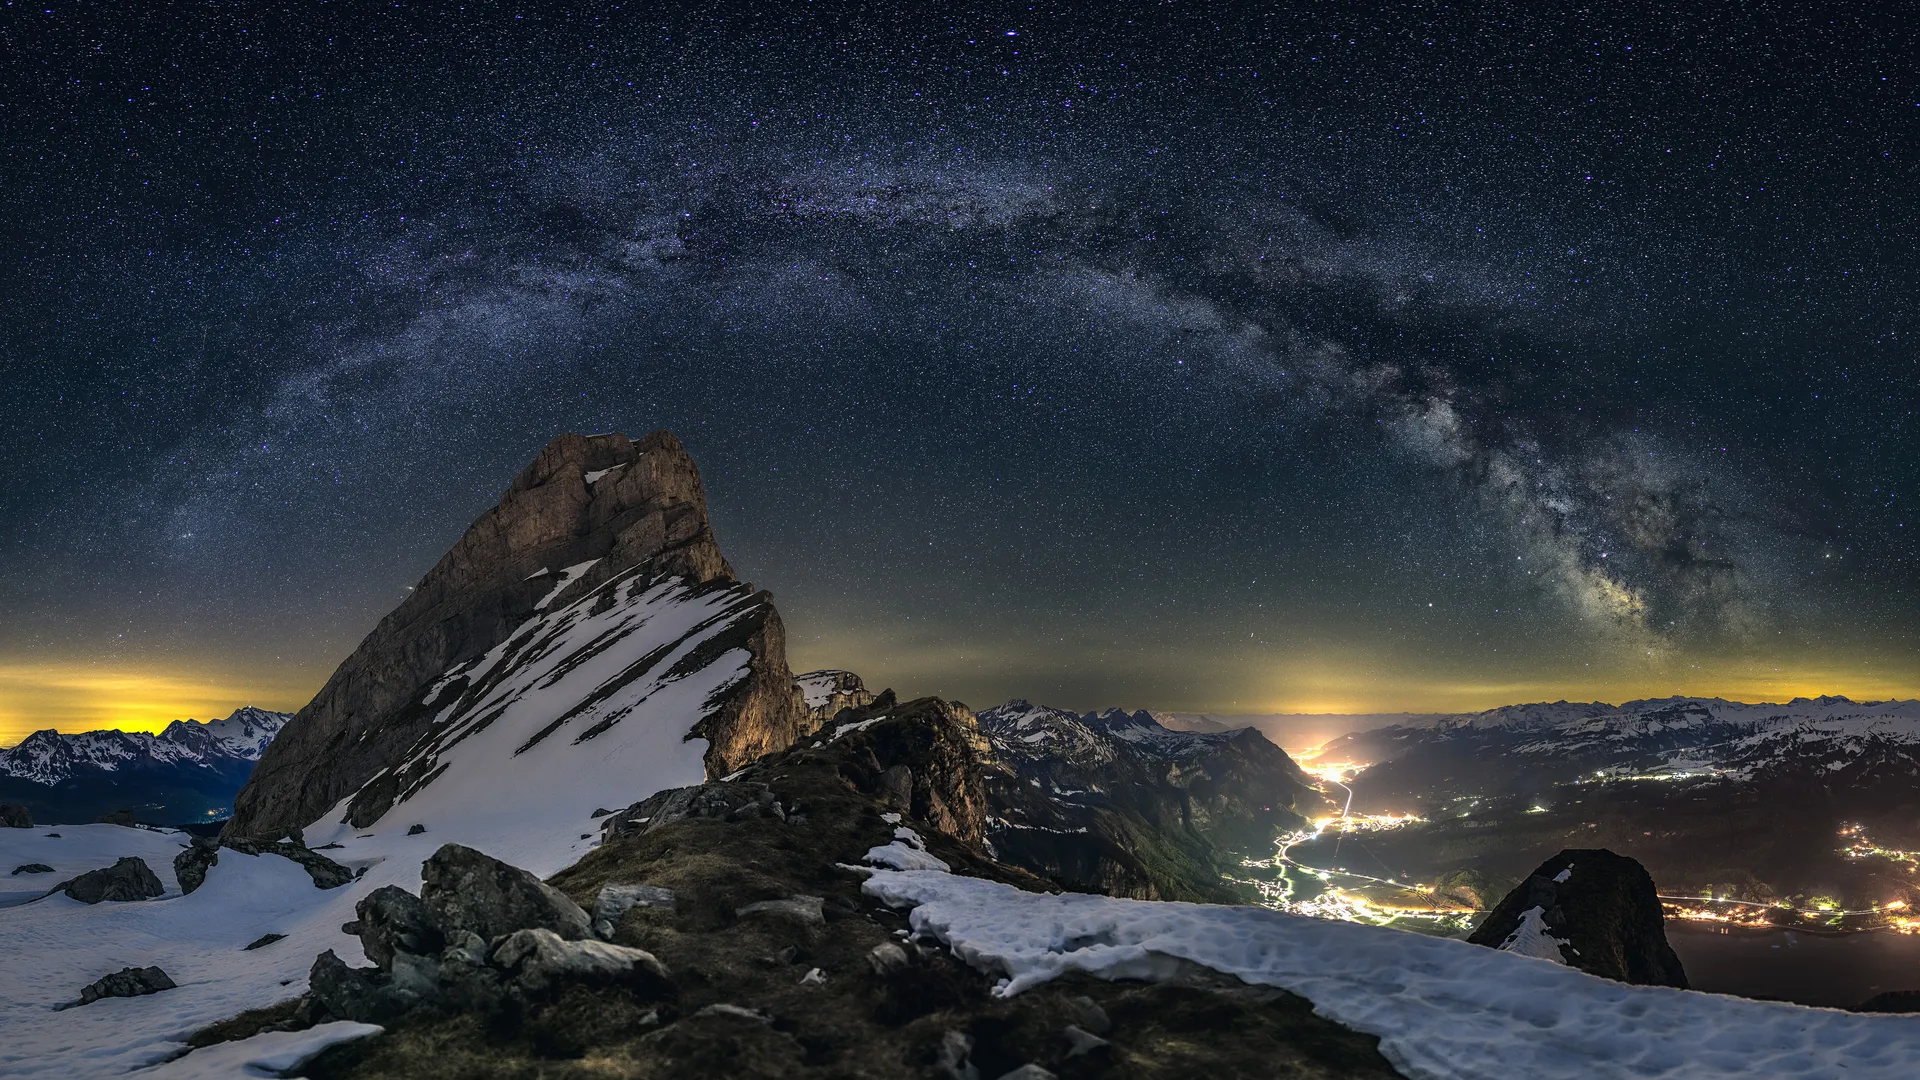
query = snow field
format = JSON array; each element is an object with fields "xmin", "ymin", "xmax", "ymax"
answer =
[{"xmin": 863, "ymin": 868, "xmax": 1920, "ymax": 1080}]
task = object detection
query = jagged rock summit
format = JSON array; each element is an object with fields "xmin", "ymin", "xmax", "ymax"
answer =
[
  {"xmin": 1468, "ymin": 848, "xmax": 1687, "ymax": 988},
  {"xmin": 229, "ymin": 430, "xmax": 809, "ymax": 840}
]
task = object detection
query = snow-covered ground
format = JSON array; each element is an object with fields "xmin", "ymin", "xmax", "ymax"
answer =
[
  {"xmin": 0, "ymin": 824, "xmax": 190, "ymax": 907},
  {"xmin": 0, "ymin": 574, "xmax": 743, "ymax": 1077},
  {"xmin": 863, "ymin": 868, "xmax": 1920, "ymax": 1080}
]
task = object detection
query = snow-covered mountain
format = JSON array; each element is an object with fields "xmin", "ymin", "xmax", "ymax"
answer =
[
  {"xmin": 1328, "ymin": 695, "xmax": 1920, "ymax": 801},
  {"xmin": 0, "ymin": 707, "xmax": 291, "ymax": 825},
  {"xmin": 0, "ymin": 707, "xmax": 289, "ymax": 786}
]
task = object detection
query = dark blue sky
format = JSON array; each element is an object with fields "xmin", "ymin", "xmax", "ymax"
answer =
[{"xmin": 3, "ymin": 1, "xmax": 1916, "ymax": 738}]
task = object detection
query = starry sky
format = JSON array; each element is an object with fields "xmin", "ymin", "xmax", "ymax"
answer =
[{"xmin": 3, "ymin": 2, "xmax": 1917, "ymax": 742}]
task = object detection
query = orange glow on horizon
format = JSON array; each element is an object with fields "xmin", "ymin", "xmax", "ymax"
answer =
[{"xmin": 0, "ymin": 660, "xmax": 313, "ymax": 747}]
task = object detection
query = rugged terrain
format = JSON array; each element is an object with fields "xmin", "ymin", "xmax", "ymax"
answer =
[
  {"xmin": 272, "ymin": 698, "xmax": 1404, "ymax": 1080},
  {"xmin": 0, "ymin": 707, "xmax": 290, "ymax": 825},
  {"xmin": 978, "ymin": 701, "xmax": 1326, "ymax": 902}
]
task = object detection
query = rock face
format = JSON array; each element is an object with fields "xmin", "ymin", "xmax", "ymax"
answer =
[
  {"xmin": 977, "ymin": 700, "xmax": 1322, "ymax": 902},
  {"xmin": 1467, "ymin": 848, "xmax": 1687, "ymax": 988},
  {"xmin": 59, "ymin": 857, "xmax": 165, "ymax": 904},
  {"xmin": 228, "ymin": 431, "xmax": 809, "ymax": 839}
]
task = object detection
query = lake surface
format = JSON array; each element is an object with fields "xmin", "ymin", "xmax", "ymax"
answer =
[{"xmin": 1669, "ymin": 925, "xmax": 1920, "ymax": 1008}]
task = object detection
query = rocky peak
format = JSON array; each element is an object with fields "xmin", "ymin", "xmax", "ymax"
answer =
[
  {"xmin": 228, "ymin": 430, "xmax": 807, "ymax": 839},
  {"xmin": 794, "ymin": 670, "xmax": 876, "ymax": 723},
  {"xmin": 1467, "ymin": 848, "xmax": 1687, "ymax": 988}
]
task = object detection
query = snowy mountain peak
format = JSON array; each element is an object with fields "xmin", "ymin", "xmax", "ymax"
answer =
[{"xmin": 0, "ymin": 707, "xmax": 292, "ymax": 786}]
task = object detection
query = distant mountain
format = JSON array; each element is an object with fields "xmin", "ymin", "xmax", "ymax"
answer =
[
  {"xmin": 1299, "ymin": 695, "xmax": 1920, "ymax": 914},
  {"xmin": 1327, "ymin": 695, "xmax": 1920, "ymax": 803},
  {"xmin": 0, "ymin": 707, "xmax": 291, "ymax": 825},
  {"xmin": 976, "ymin": 699, "xmax": 1327, "ymax": 901}
]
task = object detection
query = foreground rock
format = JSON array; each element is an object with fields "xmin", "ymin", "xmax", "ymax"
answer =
[
  {"xmin": 1467, "ymin": 848, "xmax": 1687, "ymax": 988},
  {"xmin": 221, "ymin": 703, "xmax": 1406, "ymax": 1080},
  {"xmin": 58, "ymin": 856, "xmax": 164, "ymax": 904},
  {"xmin": 77, "ymin": 965, "xmax": 175, "ymax": 1005},
  {"xmin": 304, "ymin": 843, "xmax": 671, "ymax": 1026},
  {"xmin": 419, "ymin": 843, "xmax": 593, "ymax": 942},
  {"xmin": 1, "ymin": 802, "xmax": 31, "ymax": 828},
  {"xmin": 228, "ymin": 430, "xmax": 809, "ymax": 839}
]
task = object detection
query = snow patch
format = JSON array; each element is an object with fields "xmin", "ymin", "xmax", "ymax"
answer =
[
  {"xmin": 135, "ymin": 1022, "xmax": 382, "ymax": 1079},
  {"xmin": 1498, "ymin": 905, "xmax": 1574, "ymax": 964},
  {"xmin": 862, "ymin": 869, "xmax": 1920, "ymax": 1080}
]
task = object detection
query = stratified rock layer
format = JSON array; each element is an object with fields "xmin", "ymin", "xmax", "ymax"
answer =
[
  {"xmin": 228, "ymin": 431, "xmax": 807, "ymax": 839},
  {"xmin": 1468, "ymin": 847, "xmax": 1687, "ymax": 988}
]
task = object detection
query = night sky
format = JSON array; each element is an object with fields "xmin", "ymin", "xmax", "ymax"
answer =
[{"xmin": 4, "ymin": 2, "xmax": 1917, "ymax": 741}]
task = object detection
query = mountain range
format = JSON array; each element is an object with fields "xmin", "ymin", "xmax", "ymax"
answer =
[{"xmin": 0, "ymin": 707, "xmax": 290, "ymax": 825}]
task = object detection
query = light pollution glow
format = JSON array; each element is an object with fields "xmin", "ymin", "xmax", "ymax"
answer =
[
  {"xmin": 0, "ymin": 659, "xmax": 315, "ymax": 747},
  {"xmin": 5, "ymin": 635, "xmax": 1914, "ymax": 748}
]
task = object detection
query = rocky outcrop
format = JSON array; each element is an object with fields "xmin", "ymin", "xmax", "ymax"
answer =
[
  {"xmin": 796, "ymin": 669, "xmax": 875, "ymax": 723},
  {"xmin": 76, "ymin": 965, "xmax": 175, "ymax": 1006},
  {"xmin": 305, "ymin": 844, "xmax": 671, "ymax": 1026},
  {"xmin": 12, "ymin": 862, "xmax": 53, "ymax": 875},
  {"xmin": 228, "ymin": 430, "xmax": 808, "ymax": 839},
  {"xmin": 1, "ymin": 803, "xmax": 31, "ymax": 828},
  {"xmin": 175, "ymin": 835, "xmax": 353, "ymax": 894},
  {"xmin": 58, "ymin": 856, "xmax": 164, "ymax": 903},
  {"xmin": 1467, "ymin": 848, "xmax": 1687, "ymax": 987}
]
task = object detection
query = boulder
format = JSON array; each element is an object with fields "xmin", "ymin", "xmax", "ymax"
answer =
[
  {"xmin": 61, "ymin": 857, "xmax": 164, "ymax": 903},
  {"xmin": 1467, "ymin": 848, "xmax": 1687, "ymax": 987},
  {"xmin": 77, "ymin": 965, "xmax": 175, "ymax": 1005},
  {"xmin": 594, "ymin": 883, "xmax": 676, "ymax": 925},
  {"xmin": 491, "ymin": 928, "xmax": 671, "ymax": 994},
  {"xmin": 736, "ymin": 895, "xmax": 826, "ymax": 928},
  {"xmin": 96, "ymin": 808, "xmax": 136, "ymax": 826},
  {"xmin": 421, "ymin": 843, "xmax": 592, "ymax": 942},
  {"xmin": 11, "ymin": 863, "xmax": 53, "ymax": 875},
  {"xmin": 0, "ymin": 803, "xmax": 31, "ymax": 828},
  {"xmin": 345, "ymin": 885, "xmax": 444, "ymax": 968},
  {"xmin": 308, "ymin": 950, "xmax": 413, "ymax": 1024}
]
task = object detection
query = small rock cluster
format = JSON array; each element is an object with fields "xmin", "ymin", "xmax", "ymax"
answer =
[
  {"xmin": 600, "ymin": 780, "xmax": 805, "ymax": 841},
  {"xmin": 174, "ymin": 834, "xmax": 354, "ymax": 894},
  {"xmin": 307, "ymin": 843, "xmax": 672, "ymax": 1024}
]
